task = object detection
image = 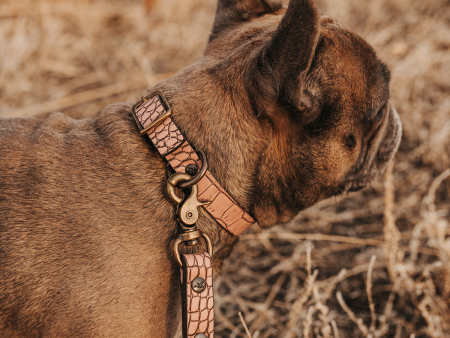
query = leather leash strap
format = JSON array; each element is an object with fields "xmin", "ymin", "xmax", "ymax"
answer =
[
  {"xmin": 132, "ymin": 92, "xmax": 254, "ymax": 236},
  {"xmin": 181, "ymin": 253, "xmax": 214, "ymax": 338}
]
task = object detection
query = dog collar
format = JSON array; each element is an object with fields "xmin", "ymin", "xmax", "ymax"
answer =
[{"xmin": 131, "ymin": 91, "xmax": 255, "ymax": 236}]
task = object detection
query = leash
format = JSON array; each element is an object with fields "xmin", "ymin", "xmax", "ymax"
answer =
[
  {"xmin": 167, "ymin": 171, "xmax": 214, "ymax": 338},
  {"xmin": 131, "ymin": 91, "xmax": 255, "ymax": 338}
]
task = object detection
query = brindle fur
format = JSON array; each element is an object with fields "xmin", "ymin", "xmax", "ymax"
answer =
[{"xmin": 0, "ymin": 0, "xmax": 401, "ymax": 337}]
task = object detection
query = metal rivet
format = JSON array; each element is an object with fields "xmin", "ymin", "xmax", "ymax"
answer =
[
  {"xmin": 194, "ymin": 333, "xmax": 207, "ymax": 338},
  {"xmin": 191, "ymin": 277, "xmax": 207, "ymax": 293},
  {"xmin": 186, "ymin": 164, "xmax": 198, "ymax": 176},
  {"xmin": 186, "ymin": 211, "xmax": 194, "ymax": 219}
]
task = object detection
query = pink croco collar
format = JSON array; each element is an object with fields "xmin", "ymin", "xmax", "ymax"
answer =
[{"xmin": 131, "ymin": 91, "xmax": 255, "ymax": 236}]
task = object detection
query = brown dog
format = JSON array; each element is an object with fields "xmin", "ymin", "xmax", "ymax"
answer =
[{"xmin": 0, "ymin": 0, "xmax": 401, "ymax": 337}]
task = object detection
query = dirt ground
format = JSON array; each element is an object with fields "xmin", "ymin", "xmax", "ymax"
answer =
[{"xmin": 1, "ymin": 0, "xmax": 449, "ymax": 337}]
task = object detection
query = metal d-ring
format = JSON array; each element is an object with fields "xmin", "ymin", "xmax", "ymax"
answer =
[
  {"xmin": 177, "ymin": 150, "xmax": 208, "ymax": 189},
  {"xmin": 174, "ymin": 231, "xmax": 213, "ymax": 267}
]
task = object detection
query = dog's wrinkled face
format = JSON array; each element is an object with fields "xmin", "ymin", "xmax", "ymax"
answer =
[
  {"xmin": 285, "ymin": 20, "xmax": 402, "ymax": 197},
  {"xmin": 205, "ymin": 0, "xmax": 402, "ymax": 227},
  {"xmin": 308, "ymin": 21, "xmax": 401, "ymax": 192}
]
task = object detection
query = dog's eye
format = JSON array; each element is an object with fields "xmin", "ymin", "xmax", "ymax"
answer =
[{"xmin": 374, "ymin": 105, "xmax": 386, "ymax": 124}]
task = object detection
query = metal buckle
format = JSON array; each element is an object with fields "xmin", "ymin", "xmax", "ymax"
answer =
[
  {"xmin": 131, "ymin": 90, "xmax": 172, "ymax": 135},
  {"xmin": 174, "ymin": 230, "xmax": 213, "ymax": 267}
]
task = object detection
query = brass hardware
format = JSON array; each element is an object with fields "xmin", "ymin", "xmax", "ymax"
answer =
[
  {"xmin": 131, "ymin": 91, "xmax": 172, "ymax": 135},
  {"xmin": 194, "ymin": 334, "xmax": 207, "ymax": 338},
  {"xmin": 177, "ymin": 150, "xmax": 208, "ymax": 189},
  {"xmin": 166, "ymin": 173, "xmax": 210, "ymax": 226},
  {"xmin": 186, "ymin": 164, "xmax": 198, "ymax": 176},
  {"xmin": 177, "ymin": 229, "xmax": 202, "ymax": 242},
  {"xmin": 166, "ymin": 173, "xmax": 191, "ymax": 205},
  {"xmin": 139, "ymin": 111, "xmax": 171, "ymax": 135},
  {"xmin": 174, "ymin": 231, "xmax": 213, "ymax": 267},
  {"xmin": 185, "ymin": 238, "xmax": 199, "ymax": 246},
  {"xmin": 191, "ymin": 277, "xmax": 207, "ymax": 293},
  {"xmin": 166, "ymin": 155, "xmax": 212, "ymax": 267}
]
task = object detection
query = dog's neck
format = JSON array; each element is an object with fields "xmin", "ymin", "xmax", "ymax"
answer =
[{"xmin": 151, "ymin": 62, "xmax": 268, "ymax": 218}]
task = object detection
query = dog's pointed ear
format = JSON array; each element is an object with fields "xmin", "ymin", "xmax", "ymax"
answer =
[
  {"xmin": 248, "ymin": 0, "xmax": 320, "ymax": 122},
  {"xmin": 210, "ymin": 0, "xmax": 282, "ymax": 40}
]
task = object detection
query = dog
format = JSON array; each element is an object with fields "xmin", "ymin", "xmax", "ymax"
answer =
[{"xmin": 0, "ymin": 0, "xmax": 401, "ymax": 336}]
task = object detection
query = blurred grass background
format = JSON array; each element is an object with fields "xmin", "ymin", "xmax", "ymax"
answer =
[{"xmin": 1, "ymin": 0, "xmax": 450, "ymax": 337}]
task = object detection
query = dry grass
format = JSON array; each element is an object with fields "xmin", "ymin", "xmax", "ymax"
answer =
[{"xmin": 1, "ymin": 0, "xmax": 450, "ymax": 337}]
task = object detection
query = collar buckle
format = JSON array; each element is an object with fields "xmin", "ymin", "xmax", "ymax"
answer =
[{"xmin": 131, "ymin": 90, "xmax": 172, "ymax": 135}]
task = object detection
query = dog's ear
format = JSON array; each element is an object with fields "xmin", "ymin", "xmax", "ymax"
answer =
[
  {"xmin": 248, "ymin": 0, "xmax": 320, "ymax": 124},
  {"xmin": 210, "ymin": 0, "xmax": 282, "ymax": 40}
]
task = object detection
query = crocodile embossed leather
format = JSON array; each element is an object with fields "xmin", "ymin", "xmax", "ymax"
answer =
[
  {"xmin": 133, "ymin": 93, "xmax": 255, "ymax": 236},
  {"xmin": 180, "ymin": 253, "xmax": 214, "ymax": 338}
]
